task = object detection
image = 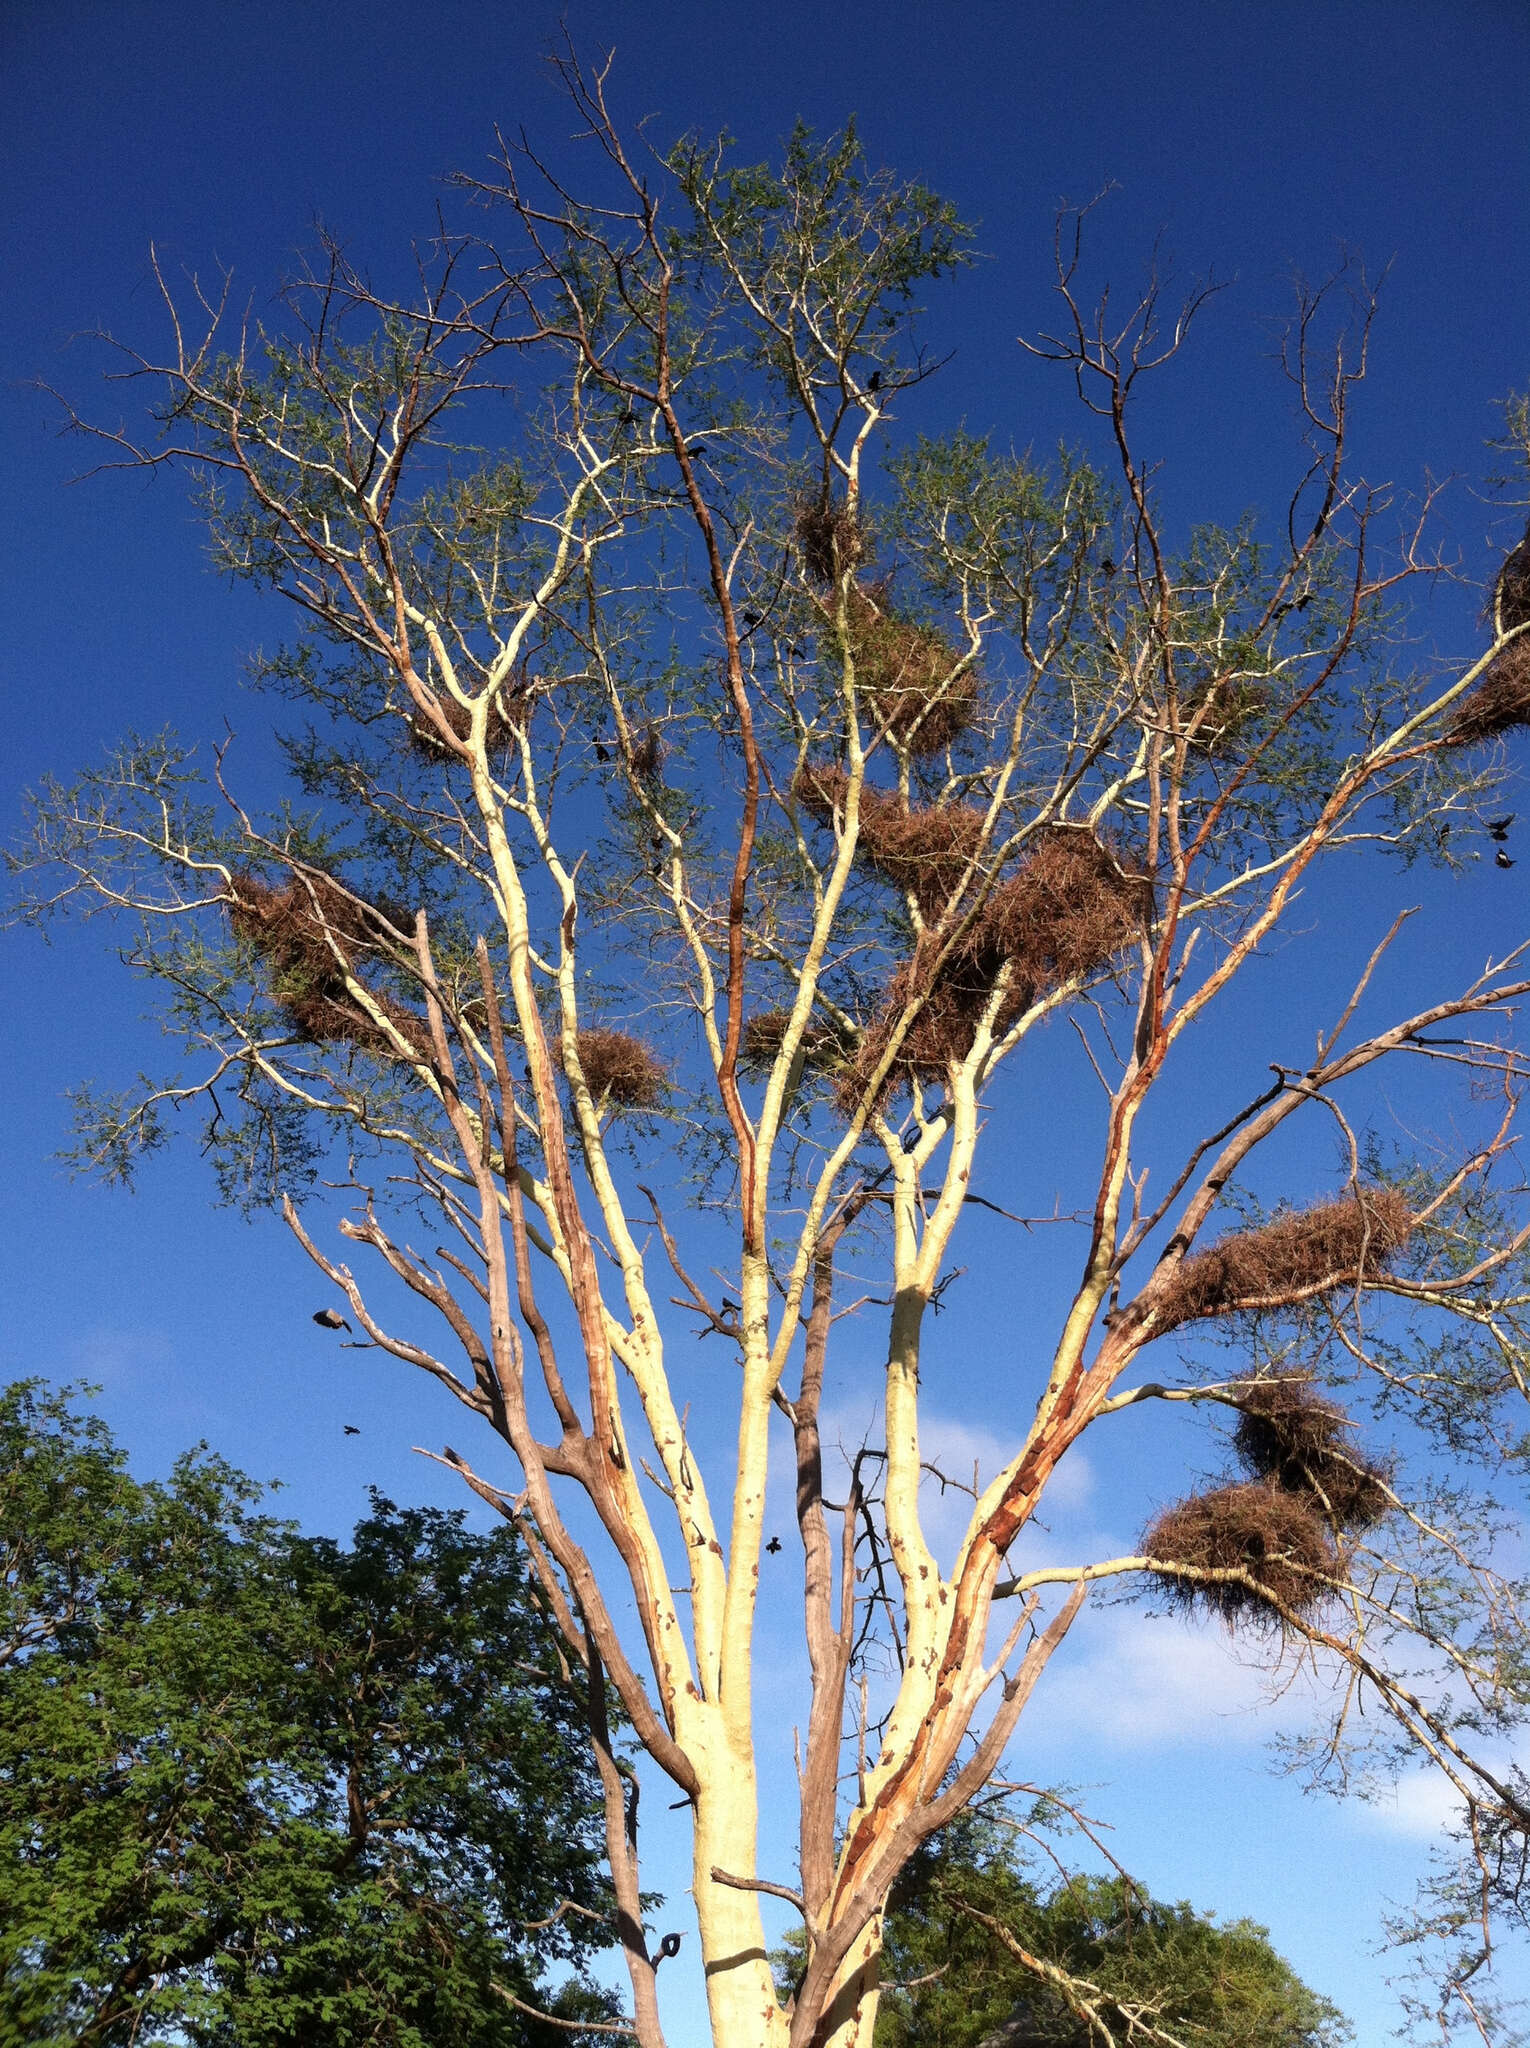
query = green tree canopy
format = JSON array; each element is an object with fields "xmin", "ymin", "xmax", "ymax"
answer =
[
  {"xmin": 0, "ymin": 1380, "xmax": 621, "ymax": 2046},
  {"xmin": 873, "ymin": 1807, "xmax": 1350, "ymax": 2048}
]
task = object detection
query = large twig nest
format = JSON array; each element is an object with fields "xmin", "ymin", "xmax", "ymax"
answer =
[
  {"xmin": 739, "ymin": 1008, "xmax": 853, "ymax": 1079},
  {"xmin": 794, "ymin": 497, "xmax": 867, "ymax": 586},
  {"xmin": 563, "ymin": 1028, "xmax": 667, "ymax": 1110},
  {"xmin": 1142, "ymin": 1481, "xmax": 1337, "ymax": 1627},
  {"xmin": 1444, "ymin": 638, "xmax": 1530, "ymax": 748},
  {"xmin": 795, "ymin": 765, "xmax": 985, "ymax": 918},
  {"xmin": 836, "ymin": 828, "xmax": 1151, "ymax": 1112},
  {"xmin": 1150, "ymin": 1188, "xmax": 1413, "ymax": 1336},
  {"xmin": 830, "ymin": 585, "xmax": 977, "ymax": 756},
  {"xmin": 405, "ymin": 686, "xmax": 523, "ymax": 758},
  {"xmin": 1489, "ymin": 515, "xmax": 1530, "ymax": 634},
  {"xmin": 1232, "ymin": 1371, "xmax": 1393, "ymax": 1529},
  {"xmin": 226, "ymin": 873, "xmax": 430, "ymax": 1059}
]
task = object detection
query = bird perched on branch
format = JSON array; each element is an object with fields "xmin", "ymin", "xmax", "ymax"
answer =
[{"xmin": 313, "ymin": 1308, "xmax": 351, "ymax": 1332}]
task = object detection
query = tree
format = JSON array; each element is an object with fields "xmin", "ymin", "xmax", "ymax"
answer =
[
  {"xmin": 871, "ymin": 1804, "xmax": 1349, "ymax": 2047},
  {"xmin": 0, "ymin": 1380, "xmax": 622, "ymax": 2045},
  {"xmin": 13, "ymin": 46, "xmax": 1530, "ymax": 2048}
]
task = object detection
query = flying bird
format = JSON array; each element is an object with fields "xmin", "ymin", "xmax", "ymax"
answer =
[
  {"xmin": 343, "ymin": 1425, "xmax": 361, "ymax": 1436},
  {"xmin": 313, "ymin": 1308, "xmax": 351, "ymax": 1333},
  {"xmin": 1488, "ymin": 815, "xmax": 1515, "ymax": 840},
  {"xmin": 765, "ymin": 1536, "xmax": 782, "ymax": 1555},
  {"xmin": 1496, "ymin": 849, "xmax": 1516, "ymax": 869}
]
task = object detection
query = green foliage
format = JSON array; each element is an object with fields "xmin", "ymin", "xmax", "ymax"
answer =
[
  {"xmin": 0, "ymin": 1382, "xmax": 618, "ymax": 2046},
  {"xmin": 871, "ymin": 1809, "xmax": 1351, "ymax": 2047}
]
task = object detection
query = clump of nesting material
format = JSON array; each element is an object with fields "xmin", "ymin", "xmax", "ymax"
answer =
[
  {"xmin": 1142, "ymin": 1481, "xmax": 1337, "ymax": 1628},
  {"xmin": 405, "ymin": 686, "xmax": 523, "ymax": 757},
  {"xmin": 836, "ymin": 827, "xmax": 1152, "ymax": 1112},
  {"xmin": 1232, "ymin": 1371, "xmax": 1392, "ymax": 1529},
  {"xmin": 795, "ymin": 497, "xmax": 867, "ymax": 586},
  {"xmin": 226, "ymin": 873, "xmax": 430, "ymax": 1058},
  {"xmin": 1149, "ymin": 1189, "xmax": 1413, "ymax": 1337},
  {"xmin": 828, "ymin": 585, "xmax": 977, "ymax": 757},
  {"xmin": 562, "ymin": 1028, "xmax": 667, "ymax": 1111},
  {"xmin": 794, "ymin": 765, "xmax": 985, "ymax": 919},
  {"xmin": 739, "ymin": 1008, "xmax": 853, "ymax": 1080},
  {"xmin": 1445, "ymin": 519, "xmax": 1530, "ymax": 746}
]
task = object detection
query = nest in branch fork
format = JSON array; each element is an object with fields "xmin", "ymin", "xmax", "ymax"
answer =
[
  {"xmin": 226, "ymin": 873, "xmax": 432, "ymax": 1059},
  {"xmin": 561, "ymin": 1028, "xmax": 667, "ymax": 1110},
  {"xmin": 1181, "ymin": 675, "xmax": 1270, "ymax": 754},
  {"xmin": 1444, "ymin": 637, "xmax": 1530, "ymax": 748},
  {"xmin": 836, "ymin": 827, "xmax": 1153, "ymax": 1111},
  {"xmin": 794, "ymin": 496, "xmax": 867, "ymax": 586},
  {"xmin": 831, "ymin": 584, "xmax": 977, "ymax": 757},
  {"xmin": 405, "ymin": 684, "xmax": 523, "ymax": 758},
  {"xmin": 1489, "ymin": 515, "xmax": 1530, "ymax": 634},
  {"xmin": 1150, "ymin": 1188, "xmax": 1413, "ymax": 1336},
  {"xmin": 794, "ymin": 764, "xmax": 985, "ymax": 918},
  {"xmin": 1232, "ymin": 1371, "xmax": 1393, "ymax": 1529},
  {"xmin": 1142, "ymin": 1481, "xmax": 1337, "ymax": 1628},
  {"xmin": 739, "ymin": 1008, "xmax": 853, "ymax": 1079}
]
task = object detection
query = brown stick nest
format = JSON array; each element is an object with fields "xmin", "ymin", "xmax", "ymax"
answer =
[
  {"xmin": 830, "ymin": 585, "xmax": 977, "ymax": 757},
  {"xmin": 794, "ymin": 497, "xmax": 867, "ymax": 586},
  {"xmin": 836, "ymin": 828, "xmax": 1152, "ymax": 1111},
  {"xmin": 739, "ymin": 1008, "xmax": 853, "ymax": 1080},
  {"xmin": 794, "ymin": 765, "xmax": 985, "ymax": 918},
  {"xmin": 1444, "ymin": 637, "xmax": 1530, "ymax": 748},
  {"xmin": 405, "ymin": 687, "xmax": 523, "ymax": 758},
  {"xmin": 1142, "ymin": 1481, "xmax": 1337, "ymax": 1627},
  {"xmin": 1150, "ymin": 1188, "xmax": 1413, "ymax": 1336},
  {"xmin": 562, "ymin": 1028, "xmax": 667, "ymax": 1111},
  {"xmin": 1488, "ymin": 515, "xmax": 1530, "ymax": 635},
  {"xmin": 226, "ymin": 873, "xmax": 431, "ymax": 1059},
  {"xmin": 1181, "ymin": 676, "xmax": 1270, "ymax": 754},
  {"xmin": 1231, "ymin": 1371, "xmax": 1393, "ymax": 1529}
]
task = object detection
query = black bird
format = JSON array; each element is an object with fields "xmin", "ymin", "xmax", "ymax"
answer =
[
  {"xmin": 742, "ymin": 609, "xmax": 763, "ymax": 628},
  {"xmin": 685, "ymin": 441, "xmax": 706, "ymax": 457},
  {"xmin": 1488, "ymin": 815, "xmax": 1515, "ymax": 840},
  {"xmin": 313, "ymin": 1308, "xmax": 351, "ymax": 1333},
  {"xmin": 343, "ymin": 1425, "xmax": 361, "ymax": 1436},
  {"xmin": 657, "ymin": 1932, "xmax": 683, "ymax": 1963},
  {"xmin": 1100, "ymin": 555, "xmax": 1116, "ymax": 578},
  {"xmin": 1497, "ymin": 849, "xmax": 1516, "ymax": 869},
  {"xmin": 867, "ymin": 369, "xmax": 882, "ymax": 394},
  {"xmin": 765, "ymin": 1536, "xmax": 782, "ymax": 1555},
  {"xmin": 594, "ymin": 738, "xmax": 611, "ymax": 763}
]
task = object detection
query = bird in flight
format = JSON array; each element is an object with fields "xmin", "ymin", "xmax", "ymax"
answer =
[
  {"xmin": 765, "ymin": 1536, "xmax": 783, "ymax": 1555},
  {"xmin": 343, "ymin": 1425, "xmax": 361, "ymax": 1436},
  {"xmin": 1496, "ymin": 849, "xmax": 1516, "ymax": 869},
  {"xmin": 313, "ymin": 1308, "xmax": 351, "ymax": 1332},
  {"xmin": 1488, "ymin": 815, "xmax": 1515, "ymax": 841}
]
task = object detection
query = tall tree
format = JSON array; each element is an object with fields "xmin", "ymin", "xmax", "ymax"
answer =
[
  {"xmin": 0, "ymin": 1381, "xmax": 622, "ymax": 2046},
  {"xmin": 14, "ymin": 47, "xmax": 1530, "ymax": 2047}
]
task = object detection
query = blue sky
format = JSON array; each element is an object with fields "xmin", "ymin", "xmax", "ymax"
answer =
[{"xmin": 4, "ymin": 2, "xmax": 1530, "ymax": 2040}]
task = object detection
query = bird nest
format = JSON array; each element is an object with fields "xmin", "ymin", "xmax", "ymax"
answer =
[
  {"xmin": 1181, "ymin": 676, "xmax": 1270, "ymax": 754},
  {"xmin": 829, "ymin": 585, "xmax": 978, "ymax": 757},
  {"xmin": 1150, "ymin": 1188, "xmax": 1412, "ymax": 1336},
  {"xmin": 1142, "ymin": 1481, "xmax": 1337, "ymax": 1628},
  {"xmin": 1231, "ymin": 1371, "xmax": 1392, "ymax": 1529},
  {"xmin": 405, "ymin": 686, "xmax": 523, "ymax": 758},
  {"xmin": 1487, "ymin": 515, "xmax": 1530, "ymax": 635},
  {"xmin": 1444, "ymin": 638, "xmax": 1530, "ymax": 748},
  {"xmin": 837, "ymin": 828, "xmax": 1152, "ymax": 1111},
  {"xmin": 562, "ymin": 1028, "xmax": 667, "ymax": 1110},
  {"xmin": 739, "ymin": 1008, "xmax": 853, "ymax": 1079},
  {"xmin": 795, "ymin": 497, "xmax": 867, "ymax": 586},
  {"xmin": 794, "ymin": 765, "xmax": 985, "ymax": 918},
  {"xmin": 226, "ymin": 873, "xmax": 431, "ymax": 1059}
]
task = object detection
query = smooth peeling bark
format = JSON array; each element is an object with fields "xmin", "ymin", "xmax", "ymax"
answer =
[{"xmin": 689, "ymin": 1751, "xmax": 789, "ymax": 2048}]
